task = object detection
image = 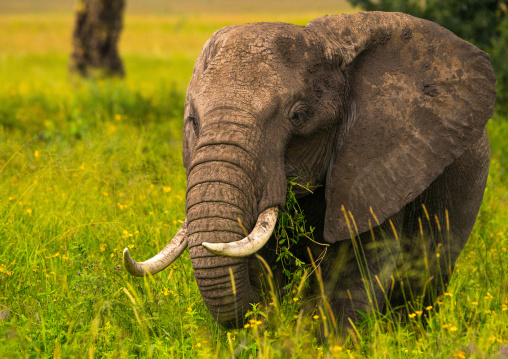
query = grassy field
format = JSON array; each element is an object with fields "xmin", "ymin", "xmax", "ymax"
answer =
[
  {"xmin": 1, "ymin": 5, "xmax": 508, "ymax": 358},
  {"xmin": 0, "ymin": 0, "xmax": 353, "ymax": 15}
]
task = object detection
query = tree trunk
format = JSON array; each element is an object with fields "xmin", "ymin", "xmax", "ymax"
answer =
[{"xmin": 69, "ymin": 0, "xmax": 125, "ymax": 78}]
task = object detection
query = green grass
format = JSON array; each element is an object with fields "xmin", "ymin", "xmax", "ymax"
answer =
[{"xmin": 0, "ymin": 11, "xmax": 508, "ymax": 358}]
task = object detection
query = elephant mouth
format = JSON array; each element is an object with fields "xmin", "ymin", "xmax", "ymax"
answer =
[{"xmin": 122, "ymin": 206, "xmax": 279, "ymax": 277}]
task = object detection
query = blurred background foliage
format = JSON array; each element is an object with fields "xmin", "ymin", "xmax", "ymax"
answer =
[{"xmin": 347, "ymin": 0, "xmax": 508, "ymax": 114}]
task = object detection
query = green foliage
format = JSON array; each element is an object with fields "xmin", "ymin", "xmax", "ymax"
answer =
[
  {"xmin": 347, "ymin": 0, "xmax": 508, "ymax": 114},
  {"xmin": 274, "ymin": 178, "xmax": 313, "ymax": 280},
  {"xmin": 490, "ymin": 20, "xmax": 508, "ymax": 114}
]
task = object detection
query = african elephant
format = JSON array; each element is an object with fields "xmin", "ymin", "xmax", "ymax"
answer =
[{"xmin": 123, "ymin": 12, "xmax": 496, "ymax": 330}]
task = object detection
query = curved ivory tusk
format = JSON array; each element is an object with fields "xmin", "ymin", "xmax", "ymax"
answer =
[
  {"xmin": 202, "ymin": 207, "xmax": 278, "ymax": 257},
  {"xmin": 123, "ymin": 220, "xmax": 188, "ymax": 277}
]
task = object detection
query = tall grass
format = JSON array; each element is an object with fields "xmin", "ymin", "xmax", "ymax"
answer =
[{"xmin": 0, "ymin": 12, "xmax": 507, "ymax": 358}]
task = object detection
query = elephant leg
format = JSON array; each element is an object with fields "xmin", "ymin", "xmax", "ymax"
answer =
[
  {"xmin": 311, "ymin": 212, "xmax": 403, "ymax": 333},
  {"xmin": 296, "ymin": 188, "xmax": 404, "ymax": 332},
  {"xmin": 391, "ymin": 129, "xmax": 491, "ymax": 309}
]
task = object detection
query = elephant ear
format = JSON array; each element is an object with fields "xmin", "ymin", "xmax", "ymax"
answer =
[{"xmin": 308, "ymin": 12, "xmax": 496, "ymax": 242}]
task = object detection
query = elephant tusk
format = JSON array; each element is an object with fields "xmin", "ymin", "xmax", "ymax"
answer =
[
  {"xmin": 202, "ymin": 207, "xmax": 278, "ymax": 257},
  {"xmin": 123, "ymin": 220, "xmax": 188, "ymax": 277}
]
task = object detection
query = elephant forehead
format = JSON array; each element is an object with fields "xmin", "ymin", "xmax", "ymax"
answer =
[
  {"xmin": 224, "ymin": 23, "xmax": 311, "ymax": 51},
  {"xmin": 212, "ymin": 23, "xmax": 316, "ymax": 70},
  {"xmin": 189, "ymin": 23, "xmax": 322, "ymax": 113}
]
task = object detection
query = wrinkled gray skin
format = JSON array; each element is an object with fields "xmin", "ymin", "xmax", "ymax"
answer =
[{"xmin": 182, "ymin": 12, "xmax": 496, "ymax": 329}]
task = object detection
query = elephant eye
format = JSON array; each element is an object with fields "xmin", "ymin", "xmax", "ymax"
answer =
[
  {"xmin": 188, "ymin": 116, "xmax": 199, "ymax": 137},
  {"xmin": 289, "ymin": 104, "xmax": 307, "ymax": 127},
  {"xmin": 292, "ymin": 111, "xmax": 305, "ymax": 122}
]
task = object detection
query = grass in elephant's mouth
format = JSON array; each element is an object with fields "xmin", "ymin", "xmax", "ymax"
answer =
[{"xmin": 1, "ymin": 12, "xmax": 508, "ymax": 359}]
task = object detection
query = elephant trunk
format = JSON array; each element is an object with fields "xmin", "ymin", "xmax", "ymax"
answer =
[{"xmin": 186, "ymin": 158, "xmax": 260, "ymax": 327}]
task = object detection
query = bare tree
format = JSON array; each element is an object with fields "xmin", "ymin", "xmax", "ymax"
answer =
[{"xmin": 69, "ymin": 0, "xmax": 126, "ymax": 78}]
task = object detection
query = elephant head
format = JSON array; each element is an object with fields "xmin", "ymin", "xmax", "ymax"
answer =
[{"xmin": 123, "ymin": 12, "xmax": 495, "ymax": 327}]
